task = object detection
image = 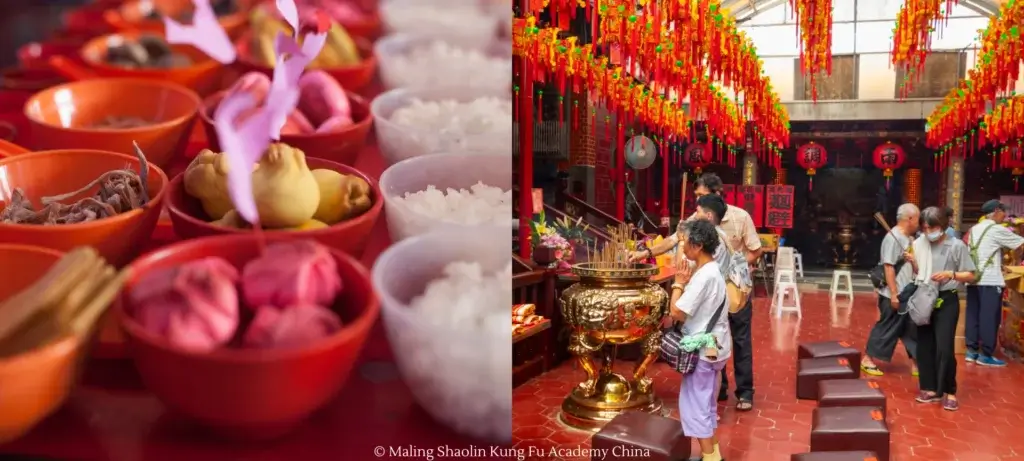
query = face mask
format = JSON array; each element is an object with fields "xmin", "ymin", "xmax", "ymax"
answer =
[{"xmin": 926, "ymin": 231, "xmax": 943, "ymax": 242}]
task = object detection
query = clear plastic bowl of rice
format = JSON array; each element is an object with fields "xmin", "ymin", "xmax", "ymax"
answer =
[
  {"xmin": 373, "ymin": 33, "xmax": 511, "ymax": 92},
  {"xmin": 371, "ymin": 86, "xmax": 511, "ymax": 165},
  {"xmin": 372, "ymin": 228, "xmax": 511, "ymax": 442},
  {"xmin": 379, "ymin": 152, "xmax": 511, "ymax": 242},
  {"xmin": 380, "ymin": 0, "xmax": 499, "ymax": 44}
]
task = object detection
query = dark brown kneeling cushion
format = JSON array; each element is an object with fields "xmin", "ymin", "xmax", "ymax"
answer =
[
  {"xmin": 797, "ymin": 357, "xmax": 860, "ymax": 400},
  {"xmin": 591, "ymin": 411, "xmax": 691, "ymax": 461},
  {"xmin": 818, "ymin": 379, "xmax": 887, "ymax": 414},
  {"xmin": 792, "ymin": 452, "xmax": 878, "ymax": 461},
  {"xmin": 798, "ymin": 341, "xmax": 861, "ymax": 373},
  {"xmin": 810, "ymin": 406, "xmax": 889, "ymax": 461}
]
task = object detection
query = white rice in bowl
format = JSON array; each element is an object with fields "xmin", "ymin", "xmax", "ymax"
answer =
[
  {"xmin": 390, "ymin": 97, "xmax": 513, "ymax": 155},
  {"xmin": 388, "ymin": 261, "xmax": 512, "ymax": 441}
]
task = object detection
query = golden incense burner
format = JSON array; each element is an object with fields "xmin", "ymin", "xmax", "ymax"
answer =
[{"xmin": 558, "ymin": 261, "xmax": 669, "ymax": 430}]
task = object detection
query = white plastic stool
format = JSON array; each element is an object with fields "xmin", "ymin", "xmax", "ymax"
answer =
[
  {"xmin": 793, "ymin": 252, "xmax": 804, "ymax": 278},
  {"xmin": 830, "ymin": 270, "xmax": 854, "ymax": 300},
  {"xmin": 773, "ymin": 281, "xmax": 802, "ymax": 318},
  {"xmin": 775, "ymin": 268, "xmax": 796, "ymax": 285}
]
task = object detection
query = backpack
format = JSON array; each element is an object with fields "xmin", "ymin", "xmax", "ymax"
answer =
[
  {"xmin": 717, "ymin": 230, "xmax": 753, "ymax": 313},
  {"xmin": 869, "ymin": 230, "xmax": 907, "ymax": 290},
  {"xmin": 968, "ymin": 222, "xmax": 1001, "ymax": 282}
]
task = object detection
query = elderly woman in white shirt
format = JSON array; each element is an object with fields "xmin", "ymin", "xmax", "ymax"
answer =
[{"xmin": 667, "ymin": 219, "xmax": 731, "ymax": 461}]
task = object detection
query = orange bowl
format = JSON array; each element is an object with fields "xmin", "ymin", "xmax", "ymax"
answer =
[
  {"xmin": 234, "ymin": 33, "xmax": 377, "ymax": 91},
  {"xmin": 116, "ymin": 234, "xmax": 379, "ymax": 440},
  {"xmin": 47, "ymin": 32, "xmax": 228, "ymax": 96},
  {"xmin": 23, "ymin": 78, "xmax": 200, "ymax": 170},
  {"xmin": 0, "ymin": 149, "xmax": 168, "ymax": 267},
  {"xmin": 0, "ymin": 244, "xmax": 83, "ymax": 444},
  {"xmin": 165, "ymin": 157, "xmax": 382, "ymax": 257},
  {"xmin": 199, "ymin": 90, "xmax": 373, "ymax": 165},
  {"xmin": 104, "ymin": 0, "xmax": 250, "ymax": 39}
]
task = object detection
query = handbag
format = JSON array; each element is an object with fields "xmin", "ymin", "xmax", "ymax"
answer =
[
  {"xmin": 905, "ymin": 281, "xmax": 939, "ymax": 326},
  {"xmin": 660, "ymin": 297, "xmax": 727, "ymax": 374}
]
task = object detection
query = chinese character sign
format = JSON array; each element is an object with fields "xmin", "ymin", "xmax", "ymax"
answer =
[
  {"xmin": 736, "ymin": 185, "xmax": 764, "ymax": 227},
  {"xmin": 721, "ymin": 184, "xmax": 736, "ymax": 205},
  {"xmin": 765, "ymin": 185, "xmax": 795, "ymax": 228}
]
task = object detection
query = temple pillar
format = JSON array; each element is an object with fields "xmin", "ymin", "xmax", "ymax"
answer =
[
  {"xmin": 946, "ymin": 156, "xmax": 965, "ymax": 233},
  {"xmin": 742, "ymin": 152, "xmax": 757, "ymax": 185}
]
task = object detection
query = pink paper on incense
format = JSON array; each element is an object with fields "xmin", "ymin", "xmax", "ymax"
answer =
[
  {"xmin": 162, "ymin": 0, "xmax": 237, "ymax": 64},
  {"xmin": 211, "ymin": 0, "xmax": 331, "ymax": 224}
]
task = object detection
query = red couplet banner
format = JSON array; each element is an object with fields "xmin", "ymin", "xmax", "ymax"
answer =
[
  {"xmin": 736, "ymin": 185, "xmax": 765, "ymax": 227},
  {"xmin": 721, "ymin": 184, "xmax": 737, "ymax": 205},
  {"xmin": 765, "ymin": 185, "xmax": 795, "ymax": 229}
]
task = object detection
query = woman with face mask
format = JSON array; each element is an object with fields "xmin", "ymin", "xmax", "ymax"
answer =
[{"xmin": 909, "ymin": 207, "xmax": 977, "ymax": 411}]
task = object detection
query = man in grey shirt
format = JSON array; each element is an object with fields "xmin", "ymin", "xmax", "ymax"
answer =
[{"xmin": 861, "ymin": 203, "xmax": 919, "ymax": 376}]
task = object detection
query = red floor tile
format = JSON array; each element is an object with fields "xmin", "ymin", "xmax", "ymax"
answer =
[{"xmin": 513, "ymin": 292, "xmax": 1024, "ymax": 461}]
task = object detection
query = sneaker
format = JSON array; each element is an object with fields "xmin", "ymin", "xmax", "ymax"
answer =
[
  {"xmin": 977, "ymin": 356, "xmax": 1008, "ymax": 367},
  {"xmin": 915, "ymin": 391, "xmax": 941, "ymax": 403},
  {"xmin": 966, "ymin": 350, "xmax": 979, "ymax": 363},
  {"xmin": 942, "ymin": 396, "xmax": 960, "ymax": 412}
]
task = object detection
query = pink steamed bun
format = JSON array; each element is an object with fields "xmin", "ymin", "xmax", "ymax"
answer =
[
  {"xmin": 243, "ymin": 304, "xmax": 343, "ymax": 349},
  {"xmin": 241, "ymin": 240, "xmax": 343, "ymax": 310},
  {"xmin": 130, "ymin": 257, "xmax": 241, "ymax": 352}
]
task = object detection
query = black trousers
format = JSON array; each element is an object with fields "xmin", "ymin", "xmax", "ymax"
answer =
[
  {"xmin": 918, "ymin": 290, "xmax": 960, "ymax": 396},
  {"xmin": 966, "ymin": 285, "xmax": 1003, "ymax": 357},
  {"xmin": 865, "ymin": 295, "xmax": 917, "ymax": 362},
  {"xmin": 719, "ymin": 297, "xmax": 754, "ymax": 401}
]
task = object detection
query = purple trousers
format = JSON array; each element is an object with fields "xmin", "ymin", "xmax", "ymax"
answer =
[{"xmin": 679, "ymin": 359, "xmax": 726, "ymax": 438}]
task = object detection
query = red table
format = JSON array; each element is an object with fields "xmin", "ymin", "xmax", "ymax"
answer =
[{"xmin": 1, "ymin": 132, "xmax": 503, "ymax": 461}]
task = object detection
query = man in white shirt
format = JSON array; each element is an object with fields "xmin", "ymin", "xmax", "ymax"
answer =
[{"xmin": 966, "ymin": 200, "xmax": 1024, "ymax": 367}]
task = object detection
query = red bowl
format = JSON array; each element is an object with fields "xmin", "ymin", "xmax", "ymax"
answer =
[
  {"xmin": 0, "ymin": 67, "xmax": 66, "ymax": 95},
  {"xmin": 165, "ymin": 157, "xmax": 383, "ymax": 257},
  {"xmin": 17, "ymin": 42, "xmax": 81, "ymax": 70},
  {"xmin": 116, "ymin": 234, "xmax": 379, "ymax": 440},
  {"xmin": 47, "ymin": 31, "xmax": 228, "ymax": 96},
  {"xmin": 62, "ymin": 3, "xmax": 114, "ymax": 36},
  {"xmin": 199, "ymin": 90, "xmax": 373, "ymax": 165},
  {"xmin": 234, "ymin": 33, "xmax": 377, "ymax": 91},
  {"xmin": 104, "ymin": 0, "xmax": 251, "ymax": 39}
]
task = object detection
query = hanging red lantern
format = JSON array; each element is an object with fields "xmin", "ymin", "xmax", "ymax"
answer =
[
  {"xmin": 684, "ymin": 143, "xmax": 712, "ymax": 174},
  {"xmin": 796, "ymin": 142, "xmax": 828, "ymax": 190},
  {"xmin": 1003, "ymin": 143, "xmax": 1024, "ymax": 192},
  {"xmin": 872, "ymin": 141, "xmax": 907, "ymax": 190}
]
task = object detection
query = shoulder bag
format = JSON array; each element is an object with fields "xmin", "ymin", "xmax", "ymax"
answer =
[{"xmin": 660, "ymin": 297, "xmax": 727, "ymax": 374}]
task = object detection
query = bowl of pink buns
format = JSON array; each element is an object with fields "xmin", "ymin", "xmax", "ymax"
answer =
[
  {"xmin": 199, "ymin": 71, "xmax": 373, "ymax": 165},
  {"xmin": 115, "ymin": 235, "xmax": 378, "ymax": 440}
]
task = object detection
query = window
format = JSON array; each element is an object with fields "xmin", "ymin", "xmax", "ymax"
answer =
[
  {"xmin": 741, "ymin": 24, "xmax": 799, "ymax": 56},
  {"xmin": 893, "ymin": 52, "xmax": 967, "ymax": 98},
  {"xmin": 833, "ymin": 0, "xmax": 857, "ymax": 22},
  {"xmin": 832, "ymin": 22, "xmax": 856, "ymax": 54},
  {"xmin": 854, "ymin": 21, "xmax": 895, "ymax": 53},
  {"xmin": 931, "ymin": 17, "xmax": 989, "ymax": 49},
  {"xmin": 743, "ymin": 2, "xmax": 786, "ymax": 25},
  {"xmin": 794, "ymin": 55, "xmax": 859, "ymax": 100},
  {"xmin": 856, "ymin": 0, "xmax": 902, "ymax": 21}
]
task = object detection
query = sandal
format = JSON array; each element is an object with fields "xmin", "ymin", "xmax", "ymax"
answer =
[
  {"xmin": 736, "ymin": 399, "xmax": 753, "ymax": 412},
  {"xmin": 915, "ymin": 391, "xmax": 940, "ymax": 403},
  {"xmin": 860, "ymin": 363, "xmax": 884, "ymax": 376}
]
